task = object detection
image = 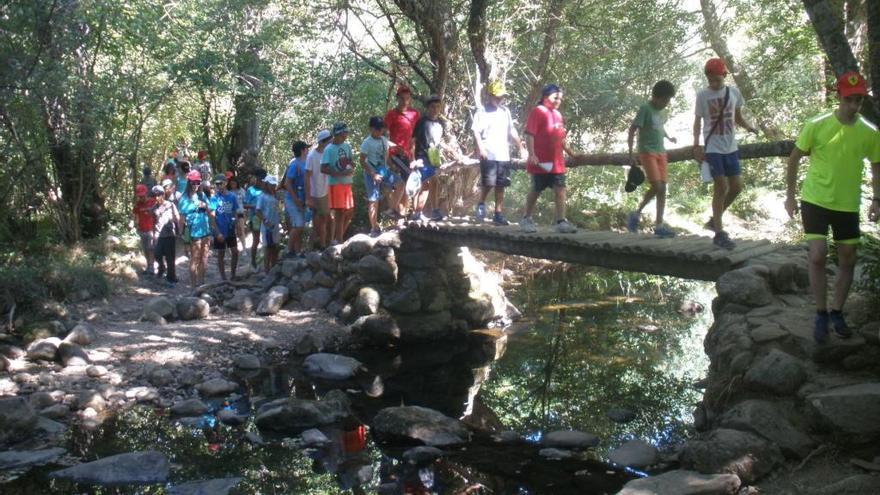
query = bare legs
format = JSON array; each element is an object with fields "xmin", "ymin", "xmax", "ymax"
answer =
[
  {"xmin": 808, "ymin": 240, "xmax": 858, "ymax": 312},
  {"xmin": 710, "ymin": 175, "xmax": 743, "ymax": 232}
]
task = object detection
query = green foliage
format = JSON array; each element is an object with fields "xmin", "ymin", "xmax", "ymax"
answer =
[{"xmin": 856, "ymin": 233, "xmax": 880, "ymax": 295}]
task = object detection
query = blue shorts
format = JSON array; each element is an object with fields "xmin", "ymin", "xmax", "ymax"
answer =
[
  {"xmin": 705, "ymin": 151, "xmax": 741, "ymax": 178},
  {"xmin": 363, "ymin": 169, "xmax": 400, "ymax": 202},
  {"xmin": 284, "ymin": 198, "xmax": 306, "ymax": 228},
  {"xmin": 420, "ymin": 164, "xmax": 437, "ymax": 182}
]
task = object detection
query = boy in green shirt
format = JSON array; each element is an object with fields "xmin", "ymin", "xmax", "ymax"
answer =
[
  {"xmin": 627, "ymin": 80, "xmax": 677, "ymax": 237},
  {"xmin": 786, "ymin": 71, "xmax": 880, "ymax": 343}
]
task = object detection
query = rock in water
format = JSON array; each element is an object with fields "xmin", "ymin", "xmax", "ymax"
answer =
[
  {"xmin": 168, "ymin": 477, "xmax": 243, "ymax": 495},
  {"xmin": 176, "ymin": 297, "xmax": 210, "ymax": 320},
  {"xmin": 196, "ymin": 379, "xmax": 237, "ymax": 397},
  {"xmin": 372, "ymin": 406, "xmax": 470, "ymax": 446},
  {"xmin": 255, "ymin": 390, "xmax": 352, "ymax": 434},
  {"xmin": 0, "ymin": 447, "xmax": 66, "ymax": 470},
  {"xmin": 256, "ymin": 286, "xmax": 289, "ymax": 315},
  {"xmin": 49, "ymin": 450, "xmax": 169, "ymax": 485},
  {"xmin": 303, "ymin": 353, "xmax": 364, "ymax": 380},
  {"xmin": 617, "ymin": 470, "xmax": 741, "ymax": 495},
  {"xmin": 608, "ymin": 439, "xmax": 659, "ymax": 468},
  {"xmin": 170, "ymin": 399, "xmax": 209, "ymax": 417},
  {"xmin": 543, "ymin": 430, "xmax": 599, "ymax": 449}
]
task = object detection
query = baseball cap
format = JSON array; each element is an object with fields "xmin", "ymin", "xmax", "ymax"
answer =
[
  {"xmin": 264, "ymin": 175, "xmax": 278, "ymax": 186},
  {"xmin": 186, "ymin": 170, "xmax": 201, "ymax": 182},
  {"xmin": 151, "ymin": 185, "xmax": 165, "ymax": 196},
  {"xmin": 624, "ymin": 165, "xmax": 645, "ymax": 193},
  {"xmin": 161, "ymin": 178, "xmax": 173, "ymax": 188},
  {"xmin": 332, "ymin": 122, "xmax": 349, "ymax": 135},
  {"xmin": 425, "ymin": 94, "xmax": 442, "ymax": 104},
  {"xmin": 704, "ymin": 58, "xmax": 728, "ymax": 76},
  {"xmin": 316, "ymin": 129, "xmax": 331, "ymax": 142},
  {"xmin": 396, "ymin": 85, "xmax": 411, "ymax": 96},
  {"xmin": 368, "ymin": 116, "xmax": 385, "ymax": 129},
  {"xmin": 135, "ymin": 184, "xmax": 148, "ymax": 197},
  {"xmin": 540, "ymin": 84, "xmax": 561, "ymax": 103},
  {"xmin": 487, "ymin": 80, "xmax": 508, "ymax": 97},
  {"xmin": 213, "ymin": 173, "xmax": 226, "ymax": 184},
  {"xmin": 837, "ymin": 71, "xmax": 868, "ymax": 98}
]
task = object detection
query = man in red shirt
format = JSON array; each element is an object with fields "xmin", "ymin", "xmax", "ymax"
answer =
[
  {"xmin": 132, "ymin": 184, "xmax": 157, "ymax": 275},
  {"xmin": 385, "ymin": 85, "xmax": 420, "ymax": 214},
  {"xmin": 521, "ymin": 84, "xmax": 581, "ymax": 233}
]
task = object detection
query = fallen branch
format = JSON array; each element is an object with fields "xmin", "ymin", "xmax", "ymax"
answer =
[{"xmin": 791, "ymin": 444, "xmax": 828, "ymax": 473}]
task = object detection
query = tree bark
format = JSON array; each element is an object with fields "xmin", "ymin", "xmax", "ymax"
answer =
[
  {"xmin": 393, "ymin": 0, "xmax": 460, "ymax": 97},
  {"xmin": 867, "ymin": 0, "xmax": 880, "ymax": 114},
  {"xmin": 228, "ymin": 46, "xmax": 261, "ymax": 171},
  {"xmin": 467, "ymin": 0, "xmax": 490, "ymax": 87},
  {"xmin": 520, "ymin": 0, "xmax": 565, "ymax": 125}
]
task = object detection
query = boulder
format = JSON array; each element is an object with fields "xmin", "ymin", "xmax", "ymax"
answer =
[
  {"xmin": 223, "ymin": 292, "xmax": 254, "ymax": 313},
  {"xmin": 64, "ymin": 323, "xmax": 96, "ymax": 346},
  {"xmin": 372, "ymin": 406, "xmax": 471, "ymax": 446},
  {"xmin": 749, "ymin": 324, "xmax": 788, "ymax": 343},
  {"xmin": 255, "ymin": 390, "xmax": 352, "ymax": 434},
  {"xmin": 40, "ymin": 404, "xmax": 70, "ymax": 419},
  {"xmin": 358, "ymin": 255, "xmax": 397, "ymax": 284},
  {"xmin": 543, "ymin": 430, "xmax": 599, "ymax": 449},
  {"xmin": 28, "ymin": 391, "xmax": 57, "ymax": 410},
  {"xmin": 177, "ymin": 297, "xmax": 210, "ymax": 320},
  {"xmin": 168, "ymin": 477, "xmax": 242, "ymax": 495},
  {"xmin": 300, "ymin": 428, "xmax": 330, "ymax": 446},
  {"xmin": 233, "ymin": 354, "xmax": 261, "ymax": 370},
  {"xmin": 313, "ymin": 271, "xmax": 335, "ymax": 288},
  {"xmin": 0, "ymin": 447, "xmax": 67, "ymax": 470},
  {"xmin": 78, "ymin": 390, "xmax": 106, "ymax": 412},
  {"xmin": 716, "ymin": 268, "xmax": 773, "ymax": 307},
  {"xmin": 0, "ymin": 397, "xmax": 38, "ymax": 444},
  {"xmin": 59, "ymin": 342, "xmax": 91, "ymax": 367},
  {"xmin": 196, "ymin": 378, "xmax": 237, "ymax": 397},
  {"xmin": 301, "ymin": 288, "xmax": 333, "ymax": 310},
  {"xmin": 281, "ymin": 258, "xmax": 307, "ymax": 277},
  {"xmin": 256, "ymin": 286, "xmax": 289, "ymax": 315},
  {"xmin": 353, "ymin": 287, "xmax": 381, "ymax": 317},
  {"xmin": 26, "ymin": 337, "xmax": 61, "ymax": 362},
  {"xmin": 350, "ymin": 314, "xmax": 401, "ymax": 347},
  {"xmin": 807, "ymin": 383, "xmax": 880, "ymax": 437},
  {"xmin": 144, "ymin": 297, "xmax": 175, "ymax": 319},
  {"xmin": 539, "ymin": 448, "xmax": 573, "ymax": 459},
  {"xmin": 303, "ymin": 353, "xmax": 364, "ymax": 380},
  {"xmin": 402, "ymin": 446, "xmax": 443, "ymax": 466},
  {"xmin": 217, "ymin": 409, "xmax": 247, "ymax": 426},
  {"xmin": 382, "ymin": 281, "xmax": 422, "ymax": 314},
  {"xmin": 858, "ymin": 321, "xmax": 880, "ymax": 344},
  {"xmin": 616, "ymin": 470, "xmax": 741, "ymax": 495},
  {"xmin": 608, "ymin": 439, "xmax": 658, "ymax": 468},
  {"xmin": 49, "ymin": 450, "xmax": 169, "ymax": 485},
  {"xmin": 342, "ymin": 234, "xmax": 377, "ymax": 259},
  {"xmin": 744, "ymin": 349, "xmax": 805, "ymax": 395},
  {"xmin": 717, "ymin": 400, "xmax": 815, "ymax": 458},
  {"xmin": 148, "ymin": 368, "xmax": 174, "ymax": 387},
  {"xmin": 680, "ymin": 428, "xmax": 783, "ymax": 484},
  {"xmin": 394, "ymin": 311, "xmax": 457, "ymax": 343},
  {"xmin": 170, "ymin": 399, "xmax": 209, "ymax": 417}
]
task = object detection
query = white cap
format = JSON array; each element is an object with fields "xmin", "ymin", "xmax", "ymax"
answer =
[
  {"xmin": 315, "ymin": 129, "xmax": 331, "ymax": 142},
  {"xmin": 264, "ymin": 175, "xmax": 278, "ymax": 185}
]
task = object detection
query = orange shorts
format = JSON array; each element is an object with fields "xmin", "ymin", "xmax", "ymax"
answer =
[
  {"xmin": 638, "ymin": 152, "xmax": 668, "ymax": 183},
  {"xmin": 328, "ymin": 184, "xmax": 354, "ymax": 210}
]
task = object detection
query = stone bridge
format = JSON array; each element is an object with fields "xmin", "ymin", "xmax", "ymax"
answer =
[{"xmin": 403, "ymin": 220, "xmax": 798, "ymax": 281}]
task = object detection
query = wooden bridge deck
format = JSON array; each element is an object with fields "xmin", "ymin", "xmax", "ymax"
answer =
[{"xmin": 403, "ymin": 219, "xmax": 787, "ymax": 281}]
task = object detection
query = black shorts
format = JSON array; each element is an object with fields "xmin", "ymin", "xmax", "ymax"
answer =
[
  {"xmin": 801, "ymin": 201, "xmax": 860, "ymax": 243},
  {"xmin": 480, "ymin": 160, "xmax": 511, "ymax": 188},
  {"xmin": 213, "ymin": 232, "xmax": 238, "ymax": 250},
  {"xmin": 531, "ymin": 173, "xmax": 566, "ymax": 193}
]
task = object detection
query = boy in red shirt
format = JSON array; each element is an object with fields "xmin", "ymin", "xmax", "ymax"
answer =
[
  {"xmin": 132, "ymin": 184, "xmax": 157, "ymax": 275},
  {"xmin": 521, "ymin": 84, "xmax": 582, "ymax": 233}
]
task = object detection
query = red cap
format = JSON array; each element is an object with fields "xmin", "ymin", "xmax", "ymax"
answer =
[
  {"xmin": 224, "ymin": 170, "xmax": 233, "ymax": 180},
  {"xmin": 197, "ymin": 150, "xmax": 207, "ymax": 160},
  {"xmin": 186, "ymin": 170, "xmax": 201, "ymax": 182},
  {"xmin": 704, "ymin": 58, "xmax": 728, "ymax": 76},
  {"xmin": 135, "ymin": 184, "xmax": 148, "ymax": 197},
  {"xmin": 837, "ymin": 71, "xmax": 868, "ymax": 98},
  {"xmin": 396, "ymin": 85, "xmax": 411, "ymax": 96}
]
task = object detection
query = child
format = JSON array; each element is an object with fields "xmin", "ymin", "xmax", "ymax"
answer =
[
  {"xmin": 228, "ymin": 174, "xmax": 247, "ymax": 251},
  {"xmin": 209, "ymin": 174, "xmax": 240, "ymax": 280},
  {"xmin": 151, "ymin": 185, "xmax": 181, "ymax": 286},
  {"xmin": 132, "ymin": 184, "xmax": 157, "ymax": 275},
  {"xmin": 361, "ymin": 116, "xmax": 404, "ymax": 236},
  {"xmin": 306, "ymin": 130, "xmax": 334, "ymax": 249},
  {"xmin": 255, "ymin": 174, "xmax": 281, "ymax": 272},
  {"xmin": 244, "ymin": 169, "xmax": 266, "ymax": 269},
  {"xmin": 411, "ymin": 95, "xmax": 446, "ymax": 221},
  {"xmin": 321, "ymin": 122, "xmax": 355, "ymax": 244},
  {"xmin": 178, "ymin": 171, "xmax": 218, "ymax": 287},
  {"xmin": 284, "ymin": 141, "xmax": 310, "ymax": 254},
  {"xmin": 627, "ymin": 80, "xmax": 677, "ymax": 238},
  {"xmin": 693, "ymin": 57, "xmax": 759, "ymax": 249}
]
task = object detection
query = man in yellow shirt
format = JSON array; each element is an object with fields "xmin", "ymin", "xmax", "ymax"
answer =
[{"xmin": 786, "ymin": 71, "xmax": 880, "ymax": 343}]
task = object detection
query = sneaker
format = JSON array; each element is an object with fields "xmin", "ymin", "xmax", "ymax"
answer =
[
  {"xmin": 555, "ymin": 219, "xmax": 577, "ymax": 234},
  {"xmin": 166, "ymin": 281, "xmax": 176, "ymax": 289},
  {"xmin": 520, "ymin": 217, "xmax": 537, "ymax": 233},
  {"xmin": 814, "ymin": 311, "xmax": 829, "ymax": 344},
  {"xmin": 626, "ymin": 212, "xmax": 639, "ymax": 233},
  {"xmin": 654, "ymin": 224, "xmax": 676, "ymax": 238},
  {"xmin": 829, "ymin": 310, "xmax": 852, "ymax": 338},
  {"xmin": 381, "ymin": 209, "xmax": 402, "ymax": 221},
  {"xmin": 704, "ymin": 217, "xmax": 716, "ymax": 232},
  {"xmin": 431, "ymin": 208, "xmax": 444, "ymax": 221},
  {"xmin": 492, "ymin": 212, "xmax": 509, "ymax": 226},
  {"xmin": 369, "ymin": 228, "xmax": 382, "ymax": 238},
  {"xmin": 713, "ymin": 230, "xmax": 736, "ymax": 250},
  {"xmin": 475, "ymin": 203, "xmax": 486, "ymax": 223}
]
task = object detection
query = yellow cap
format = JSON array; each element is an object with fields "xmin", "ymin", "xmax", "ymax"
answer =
[{"xmin": 487, "ymin": 80, "xmax": 508, "ymax": 97}]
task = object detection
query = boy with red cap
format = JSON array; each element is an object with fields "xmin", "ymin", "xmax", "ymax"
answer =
[
  {"xmin": 693, "ymin": 57, "xmax": 758, "ymax": 249},
  {"xmin": 520, "ymin": 84, "xmax": 582, "ymax": 234},
  {"xmin": 785, "ymin": 71, "xmax": 880, "ymax": 344},
  {"xmin": 132, "ymin": 184, "xmax": 157, "ymax": 275}
]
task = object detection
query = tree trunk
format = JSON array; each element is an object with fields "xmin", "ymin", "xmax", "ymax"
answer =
[
  {"xmin": 520, "ymin": 0, "xmax": 565, "ymax": 125},
  {"xmin": 393, "ymin": 0, "xmax": 460, "ymax": 97},
  {"xmin": 228, "ymin": 47, "xmax": 262, "ymax": 172},
  {"xmin": 867, "ymin": 0, "xmax": 880, "ymax": 114},
  {"xmin": 467, "ymin": 0, "xmax": 490, "ymax": 87}
]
